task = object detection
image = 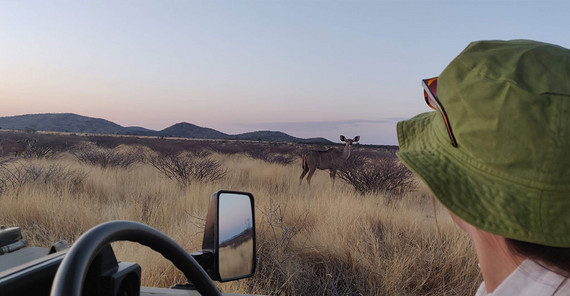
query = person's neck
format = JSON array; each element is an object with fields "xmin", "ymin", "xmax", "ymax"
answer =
[{"xmin": 472, "ymin": 232, "xmax": 525, "ymax": 293}]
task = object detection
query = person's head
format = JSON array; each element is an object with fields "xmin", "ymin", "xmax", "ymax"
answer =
[{"xmin": 396, "ymin": 40, "xmax": 570, "ymax": 271}]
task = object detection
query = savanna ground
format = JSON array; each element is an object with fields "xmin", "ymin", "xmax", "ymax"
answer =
[{"xmin": 0, "ymin": 130, "xmax": 481, "ymax": 295}]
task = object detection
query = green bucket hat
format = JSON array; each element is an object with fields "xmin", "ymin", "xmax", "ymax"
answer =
[{"xmin": 397, "ymin": 39, "xmax": 570, "ymax": 247}]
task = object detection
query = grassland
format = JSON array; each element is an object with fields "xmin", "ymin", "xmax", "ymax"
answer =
[{"xmin": 0, "ymin": 131, "xmax": 481, "ymax": 295}]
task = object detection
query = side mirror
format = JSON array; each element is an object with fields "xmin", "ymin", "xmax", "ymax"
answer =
[{"xmin": 197, "ymin": 190, "xmax": 256, "ymax": 282}]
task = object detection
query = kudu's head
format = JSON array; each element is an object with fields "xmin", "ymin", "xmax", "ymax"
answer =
[
  {"xmin": 340, "ymin": 135, "xmax": 360, "ymax": 145},
  {"xmin": 339, "ymin": 135, "xmax": 360, "ymax": 161}
]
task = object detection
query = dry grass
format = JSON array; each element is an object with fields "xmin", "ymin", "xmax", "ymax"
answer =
[
  {"xmin": 0, "ymin": 142, "xmax": 481, "ymax": 295},
  {"xmin": 219, "ymin": 238, "xmax": 255, "ymax": 280}
]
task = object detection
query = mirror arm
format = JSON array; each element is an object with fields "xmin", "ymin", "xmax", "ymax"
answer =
[{"xmin": 190, "ymin": 250, "xmax": 217, "ymax": 280}]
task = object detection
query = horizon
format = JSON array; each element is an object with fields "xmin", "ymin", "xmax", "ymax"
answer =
[
  {"xmin": 0, "ymin": 112, "xmax": 389, "ymax": 144},
  {"xmin": 2, "ymin": 1, "xmax": 570, "ymax": 145}
]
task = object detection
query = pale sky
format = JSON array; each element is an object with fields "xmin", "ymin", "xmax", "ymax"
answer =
[{"xmin": 1, "ymin": 1, "xmax": 569, "ymax": 145}]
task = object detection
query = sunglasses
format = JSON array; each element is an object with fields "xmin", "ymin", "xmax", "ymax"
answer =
[{"xmin": 422, "ymin": 77, "xmax": 458, "ymax": 147}]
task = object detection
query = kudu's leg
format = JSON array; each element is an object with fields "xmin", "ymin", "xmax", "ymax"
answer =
[
  {"xmin": 300, "ymin": 156, "xmax": 310, "ymax": 185},
  {"xmin": 306, "ymin": 167, "xmax": 316, "ymax": 185},
  {"xmin": 299, "ymin": 167, "xmax": 309, "ymax": 185},
  {"xmin": 330, "ymin": 169, "xmax": 336, "ymax": 186}
]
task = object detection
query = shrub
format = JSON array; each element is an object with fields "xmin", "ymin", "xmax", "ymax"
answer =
[
  {"xmin": 0, "ymin": 162, "xmax": 85, "ymax": 196},
  {"xmin": 246, "ymin": 148, "xmax": 296, "ymax": 165},
  {"xmin": 72, "ymin": 146, "xmax": 140, "ymax": 168},
  {"xmin": 338, "ymin": 155, "xmax": 416, "ymax": 197},
  {"xmin": 23, "ymin": 145, "xmax": 57, "ymax": 159},
  {"xmin": 150, "ymin": 153, "xmax": 226, "ymax": 186},
  {"xmin": 192, "ymin": 149, "xmax": 212, "ymax": 158}
]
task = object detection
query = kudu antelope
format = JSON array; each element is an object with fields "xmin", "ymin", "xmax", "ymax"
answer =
[
  {"xmin": 0, "ymin": 139, "xmax": 36, "ymax": 157},
  {"xmin": 299, "ymin": 135, "xmax": 360, "ymax": 185}
]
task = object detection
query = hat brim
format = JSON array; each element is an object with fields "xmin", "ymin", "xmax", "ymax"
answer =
[{"xmin": 396, "ymin": 112, "xmax": 570, "ymax": 247}]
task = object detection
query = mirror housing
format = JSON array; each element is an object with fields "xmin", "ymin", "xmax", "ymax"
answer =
[{"xmin": 194, "ymin": 190, "xmax": 256, "ymax": 282}]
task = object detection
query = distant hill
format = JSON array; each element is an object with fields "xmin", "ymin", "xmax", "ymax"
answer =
[
  {"xmin": 0, "ymin": 113, "xmax": 333, "ymax": 144},
  {"xmin": 234, "ymin": 130, "xmax": 328, "ymax": 144},
  {"xmin": 0, "ymin": 113, "xmax": 125, "ymax": 134},
  {"xmin": 159, "ymin": 122, "xmax": 230, "ymax": 139},
  {"xmin": 123, "ymin": 126, "xmax": 157, "ymax": 135}
]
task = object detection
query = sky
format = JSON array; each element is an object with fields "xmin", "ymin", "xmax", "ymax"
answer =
[
  {"xmin": 218, "ymin": 192, "xmax": 253, "ymax": 242},
  {"xmin": 1, "ymin": 1, "xmax": 569, "ymax": 145}
]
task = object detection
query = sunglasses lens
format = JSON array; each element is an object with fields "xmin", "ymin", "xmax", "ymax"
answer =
[
  {"xmin": 422, "ymin": 77, "xmax": 458, "ymax": 147},
  {"xmin": 423, "ymin": 91, "xmax": 437, "ymax": 110},
  {"xmin": 427, "ymin": 78, "xmax": 438, "ymax": 95},
  {"xmin": 423, "ymin": 78, "xmax": 439, "ymax": 110}
]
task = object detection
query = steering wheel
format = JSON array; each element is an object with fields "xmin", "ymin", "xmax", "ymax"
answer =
[{"xmin": 50, "ymin": 220, "xmax": 222, "ymax": 296}]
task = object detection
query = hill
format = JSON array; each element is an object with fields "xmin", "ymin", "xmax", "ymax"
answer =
[
  {"xmin": 159, "ymin": 122, "xmax": 230, "ymax": 139},
  {"xmin": 0, "ymin": 113, "xmax": 125, "ymax": 134},
  {"xmin": 0, "ymin": 113, "xmax": 333, "ymax": 144},
  {"xmin": 234, "ymin": 130, "xmax": 328, "ymax": 144}
]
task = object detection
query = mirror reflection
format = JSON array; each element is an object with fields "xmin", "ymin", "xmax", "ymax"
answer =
[{"xmin": 218, "ymin": 192, "xmax": 254, "ymax": 281}]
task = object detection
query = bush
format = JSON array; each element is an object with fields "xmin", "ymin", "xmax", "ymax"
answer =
[
  {"xmin": 338, "ymin": 155, "xmax": 416, "ymax": 197},
  {"xmin": 0, "ymin": 162, "xmax": 85, "ymax": 196},
  {"xmin": 23, "ymin": 145, "xmax": 57, "ymax": 159},
  {"xmin": 72, "ymin": 146, "xmax": 140, "ymax": 168},
  {"xmin": 150, "ymin": 153, "xmax": 226, "ymax": 186},
  {"xmin": 246, "ymin": 148, "xmax": 296, "ymax": 165}
]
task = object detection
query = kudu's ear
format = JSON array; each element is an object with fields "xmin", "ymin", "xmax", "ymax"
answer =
[
  {"xmin": 354, "ymin": 136, "xmax": 360, "ymax": 142},
  {"xmin": 340, "ymin": 135, "xmax": 346, "ymax": 142}
]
